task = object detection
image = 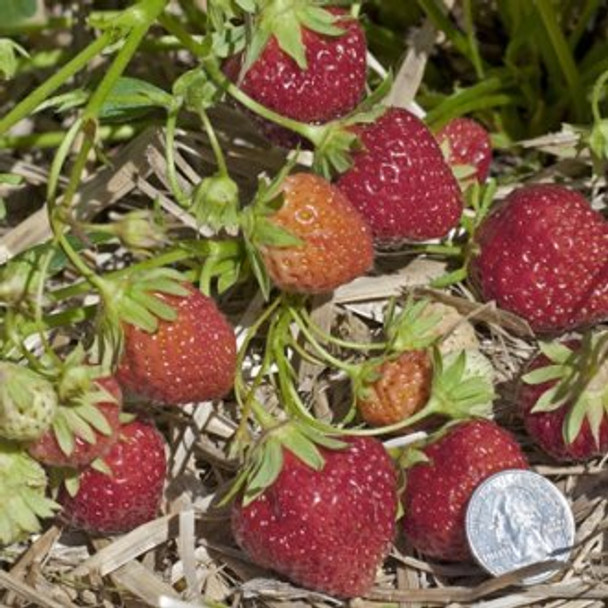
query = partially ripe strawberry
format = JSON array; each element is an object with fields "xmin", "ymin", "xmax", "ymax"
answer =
[
  {"xmin": 357, "ymin": 350, "xmax": 433, "ymax": 427},
  {"xmin": 401, "ymin": 419, "xmax": 528, "ymax": 561},
  {"xmin": 436, "ymin": 117, "xmax": 492, "ymax": 183},
  {"xmin": 519, "ymin": 337, "xmax": 608, "ymax": 462},
  {"xmin": 337, "ymin": 107, "xmax": 463, "ymax": 243},
  {"xmin": 116, "ymin": 285, "xmax": 237, "ymax": 405},
  {"xmin": 28, "ymin": 376, "xmax": 122, "ymax": 468},
  {"xmin": 59, "ymin": 419, "xmax": 166, "ymax": 534},
  {"xmin": 232, "ymin": 436, "xmax": 397, "ymax": 598},
  {"xmin": 223, "ymin": 7, "xmax": 366, "ymax": 140},
  {"xmin": 470, "ymin": 184, "xmax": 608, "ymax": 333},
  {"xmin": 257, "ymin": 173, "xmax": 374, "ymax": 293}
]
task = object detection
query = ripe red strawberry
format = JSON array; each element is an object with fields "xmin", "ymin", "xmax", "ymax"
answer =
[
  {"xmin": 435, "ymin": 117, "xmax": 492, "ymax": 183},
  {"xmin": 232, "ymin": 435, "xmax": 397, "ymax": 598},
  {"xmin": 470, "ymin": 184, "xmax": 608, "ymax": 333},
  {"xmin": 59, "ymin": 419, "xmax": 166, "ymax": 534},
  {"xmin": 223, "ymin": 7, "xmax": 366, "ymax": 132},
  {"xmin": 28, "ymin": 376, "xmax": 122, "ymax": 468},
  {"xmin": 519, "ymin": 336, "xmax": 608, "ymax": 462},
  {"xmin": 401, "ymin": 419, "xmax": 528, "ymax": 561},
  {"xmin": 116, "ymin": 285, "xmax": 237, "ymax": 405},
  {"xmin": 256, "ymin": 172, "xmax": 374, "ymax": 293},
  {"xmin": 336, "ymin": 107, "xmax": 463, "ymax": 243},
  {"xmin": 357, "ymin": 350, "xmax": 433, "ymax": 427}
]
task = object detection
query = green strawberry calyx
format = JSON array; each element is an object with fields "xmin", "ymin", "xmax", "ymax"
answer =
[
  {"xmin": 222, "ymin": 398, "xmax": 346, "ymax": 506},
  {"xmin": 239, "ymin": 163, "xmax": 305, "ymax": 300},
  {"xmin": 384, "ymin": 297, "xmax": 444, "ymax": 352},
  {"xmin": 240, "ymin": 0, "xmax": 347, "ymax": 74},
  {"xmin": 0, "ymin": 440, "xmax": 59, "ymax": 546},
  {"xmin": 523, "ymin": 332, "xmax": 608, "ymax": 447},
  {"xmin": 392, "ymin": 348, "xmax": 495, "ymax": 428},
  {"xmin": 0, "ymin": 363, "xmax": 58, "ymax": 442},
  {"xmin": 95, "ymin": 268, "xmax": 192, "ymax": 368}
]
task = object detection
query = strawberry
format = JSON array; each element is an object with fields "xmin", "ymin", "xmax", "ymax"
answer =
[
  {"xmin": 223, "ymin": 6, "xmax": 366, "ymax": 141},
  {"xmin": 435, "ymin": 117, "xmax": 492, "ymax": 183},
  {"xmin": 58, "ymin": 419, "xmax": 166, "ymax": 534},
  {"xmin": 401, "ymin": 419, "xmax": 528, "ymax": 561},
  {"xmin": 470, "ymin": 184, "xmax": 608, "ymax": 333},
  {"xmin": 518, "ymin": 335, "xmax": 608, "ymax": 462},
  {"xmin": 357, "ymin": 350, "xmax": 433, "ymax": 427},
  {"xmin": 116, "ymin": 284, "xmax": 237, "ymax": 405},
  {"xmin": 231, "ymin": 435, "xmax": 397, "ymax": 598},
  {"xmin": 28, "ymin": 376, "xmax": 122, "ymax": 468},
  {"xmin": 336, "ymin": 107, "xmax": 463, "ymax": 243},
  {"xmin": 251, "ymin": 172, "xmax": 374, "ymax": 294},
  {"xmin": 0, "ymin": 363, "xmax": 58, "ymax": 442}
]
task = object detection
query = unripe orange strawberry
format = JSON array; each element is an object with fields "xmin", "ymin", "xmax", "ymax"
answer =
[
  {"xmin": 255, "ymin": 173, "xmax": 374, "ymax": 294},
  {"xmin": 357, "ymin": 350, "xmax": 432, "ymax": 427}
]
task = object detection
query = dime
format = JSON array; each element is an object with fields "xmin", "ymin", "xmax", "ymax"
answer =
[{"xmin": 465, "ymin": 469, "xmax": 575, "ymax": 585}]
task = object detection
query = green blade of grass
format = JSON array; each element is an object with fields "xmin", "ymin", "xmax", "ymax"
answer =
[{"xmin": 535, "ymin": 0, "xmax": 586, "ymax": 122}]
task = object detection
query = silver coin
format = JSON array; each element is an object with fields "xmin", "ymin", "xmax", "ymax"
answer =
[{"xmin": 465, "ymin": 469, "xmax": 575, "ymax": 585}]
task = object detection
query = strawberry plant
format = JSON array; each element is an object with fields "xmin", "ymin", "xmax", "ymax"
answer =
[{"xmin": 0, "ymin": 1, "xmax": 606, "ymax": 606}]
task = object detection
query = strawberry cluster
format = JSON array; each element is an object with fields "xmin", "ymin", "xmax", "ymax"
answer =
[{"xmin": 0, "ymin": 0, "xmax": 606, "ymax": 603}]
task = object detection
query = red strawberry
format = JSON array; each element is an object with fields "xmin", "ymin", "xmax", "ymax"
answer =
[
  {"xmin": 28, "ymin": 376, "xmax": 122, "ymax": 468},
  {"xmin": 436, "ymin": 117, "xmax": 492, "ymax": 183},
  {"xmin": 59, "ymin": 419, "xmax": 166, "ymax": 534},
  {"xmin": 470, "ymin": 184, "xmax": 608, "ymax": 333},
  {"xmin": 337, "ymin": 108, "xmax": 463, "ymax": 243},
  {"xmin": 255, "ymin": 172, "xmax": 374, "ymax": 293},
  {"xmin": 519, "ymin": 336, "xmax": 608, "ymax": 462},
  {"xmin": 232, "ymin": 435, "xmax": 397, "ymax": 598},
  {"xmin": 116, "ymin": 284, "xmax": 237, "ymax": 405},
  {"xmin": 401, "ymin": 419, "xmax": 528, "ymax": 561},
  {"xmin": 223, "ymin": 7, "xmax": 366, "ymax": 135}
]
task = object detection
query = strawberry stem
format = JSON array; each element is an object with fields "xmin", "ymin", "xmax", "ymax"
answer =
[{"xmin": 201, "ymin": 57, "xmax": 324, "ymax": 146}]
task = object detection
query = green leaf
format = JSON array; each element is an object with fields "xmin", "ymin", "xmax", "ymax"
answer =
[
  {"xmin": 522, "ymin": 364, "xmax": 566, "ymax": 385},
  {"xmin": 244, "ymin": 438, "xmax": 284, "ymax": 504},
  {"xmin": 74, "ymin": 401, "xmax": 112, "ymax": 436},
  {"xmin": 283, "ymin": 430, "xmax": 325, "ymax": 471},
  {"xmin": 119, "ymin": 296, "xmax": 159, "ymax": 333},
  {"xmin": 0, "ymin": 38, "xmax": 28, "ymax": 80},
  {"xmin": 0, "ymin": 0, "xmax": 37, "ymax": 27},
  {"xmin": 64, "ymin": 408, "xmax": 97, "ymax": 444},
  {"xmin": 537, "ymin": 340, "xmax": 573, "ymax": 364},
  {"xmin": 99, "ymin": 77, "xmax": 173, "ymax": 122},
  {"xmin": 52, "ymin": 415, "xmax": 75, "ymax": 457}
]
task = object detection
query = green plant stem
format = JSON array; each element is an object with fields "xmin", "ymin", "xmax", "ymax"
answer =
[
  {"xmin": 233, "ymin": 297, "xmax": 284, "ymax": 443},
  {"xmin": 157, "ymin": 11, "xmax": 208, "ymax": 56},
  {"xmin": 287, "ymin": 306, "xmax": 357, "ymax": 375},
  {"xmin": 200, "ymin": 108, "xmax": 228, "ymax": 177},
  {"xmin": 0, "ymin": 124, "xmax": 140, "ymax": 150},
  {"xmin": 591, "ymin": 68, "xmax": 608, "ymax": 124},
  {"xmin": 463, "ymin": 0, "xmax": 484, "ymax": 79},
  {"xmin": 165, "ymin": 106, "xmax": 190, "ymax": 207},
  {"xmin": 298, "ymin": 307, "xmax": 387, "ymax": 352},
  {"xmin": 202, "ymin": 58, "xmax": 324, "ymax": 145},
  {"xmin": 0, "ymin": 31, "xmax": 113, "ymax": 136}
]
